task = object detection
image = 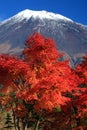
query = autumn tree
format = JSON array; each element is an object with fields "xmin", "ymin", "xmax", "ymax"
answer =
[
  {"xmin": 0, "ymin": 33, "xmax": 82, "ymax": 130},
  {"xmin": 71, "ymin": 55, "xmax": 87, "ymax": 129},
  {"xmin": 17, "ymin": 33, "xmax": 79, "ymax": 129},
  {"xmin": 0, "ymin": 55, "xmax": 32, "ymax": 130},
  {"xmin": 51, "ymin": 55, "xmax": 87, "ymax": 130}
]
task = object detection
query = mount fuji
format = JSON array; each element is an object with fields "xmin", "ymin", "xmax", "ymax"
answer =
[{"xmin": 0, "ymin": 9, "xmax": 87, "ymax": 65}]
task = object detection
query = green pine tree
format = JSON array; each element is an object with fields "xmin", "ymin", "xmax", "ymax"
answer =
[{"xmin": 4, "ymin": 113, "xmax": 14, "ymax": 130}]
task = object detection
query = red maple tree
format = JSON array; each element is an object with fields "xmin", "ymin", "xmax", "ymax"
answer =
[
  {"xmin": 17, "ymin": 33, "xmax": 78, "ymax": 112},
  {"xmin": 0, "ymin": 54, "xmax": 31, "ymax": 130},
  {"xmin": 0, "ymin": 33, "xmax": 86, "ymax": 130}
]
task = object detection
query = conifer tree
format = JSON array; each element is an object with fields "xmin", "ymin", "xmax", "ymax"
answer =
[{"xmin": 4, "ymin": 113, "xmax": 13, "ymax": 130}]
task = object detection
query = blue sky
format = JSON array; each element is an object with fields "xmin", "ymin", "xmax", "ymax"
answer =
[{"xmin": 0, "ymin": 0, "xmax": 87, "ymax": 25}]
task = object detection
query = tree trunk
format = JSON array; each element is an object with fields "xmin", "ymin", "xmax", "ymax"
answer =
[
  {"xmin": 16, "ymin": 118, "xmax": 20, "ymax": 130},
  {"xmin": 34, "ymin": 119, "xmax": 40, "ymax": 130},
  {"xmin": 12, "ymin": 110, "xmax": 18, "ymax": 130}
]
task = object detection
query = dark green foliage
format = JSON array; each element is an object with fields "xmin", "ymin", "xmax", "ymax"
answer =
[{"xmin": 4, "ymin": 113, "xmax": 14, "ymax": 129}]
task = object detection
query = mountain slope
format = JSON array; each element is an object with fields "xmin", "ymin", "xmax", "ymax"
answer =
[{"xmin": 0, "ymin": 9, "xmax": 87, "ymax": 65}]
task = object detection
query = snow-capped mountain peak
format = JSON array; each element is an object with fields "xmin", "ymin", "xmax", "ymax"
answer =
[
  {"xmin": 16, "ymin": 9, "xmax": 72, "ymax": 21},
  {"xmin": 0, "ymin": 9, "xmax": 87, "ymax": 66},
  {"xmin": 0, "ymin": 9, "xmax": 73, "ymax": 25}
]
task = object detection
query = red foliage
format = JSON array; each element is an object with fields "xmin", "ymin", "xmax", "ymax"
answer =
[
  {"xmin": 72, "ymin": 55, "xmax": 87, "ymax": 119},
  {"xmin": 1, "ymin": 33, "xmax": 87, "ymax": 129},
  {"xmin": 76, "ymin": 55, "xmax": 87, "ymax": 85},
  {"xmin": 0, "ymin": 54, "xmax": 32, "ymax": 92},
  {"xmin": 17, "ymin": 33, "xmax": 78, "ymax": 111}
]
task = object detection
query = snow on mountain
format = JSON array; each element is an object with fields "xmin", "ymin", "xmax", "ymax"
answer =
[
  {"xmin": 0, "ymin": 9, "xmax": 73, "ymax": 26},
  {"xmin": 17, "ymin": 9, "xmax": 73, "ymax": 21},
  {"xmin": 0, "ymin": 9, "xmax": 87, "ymax": 66}
]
